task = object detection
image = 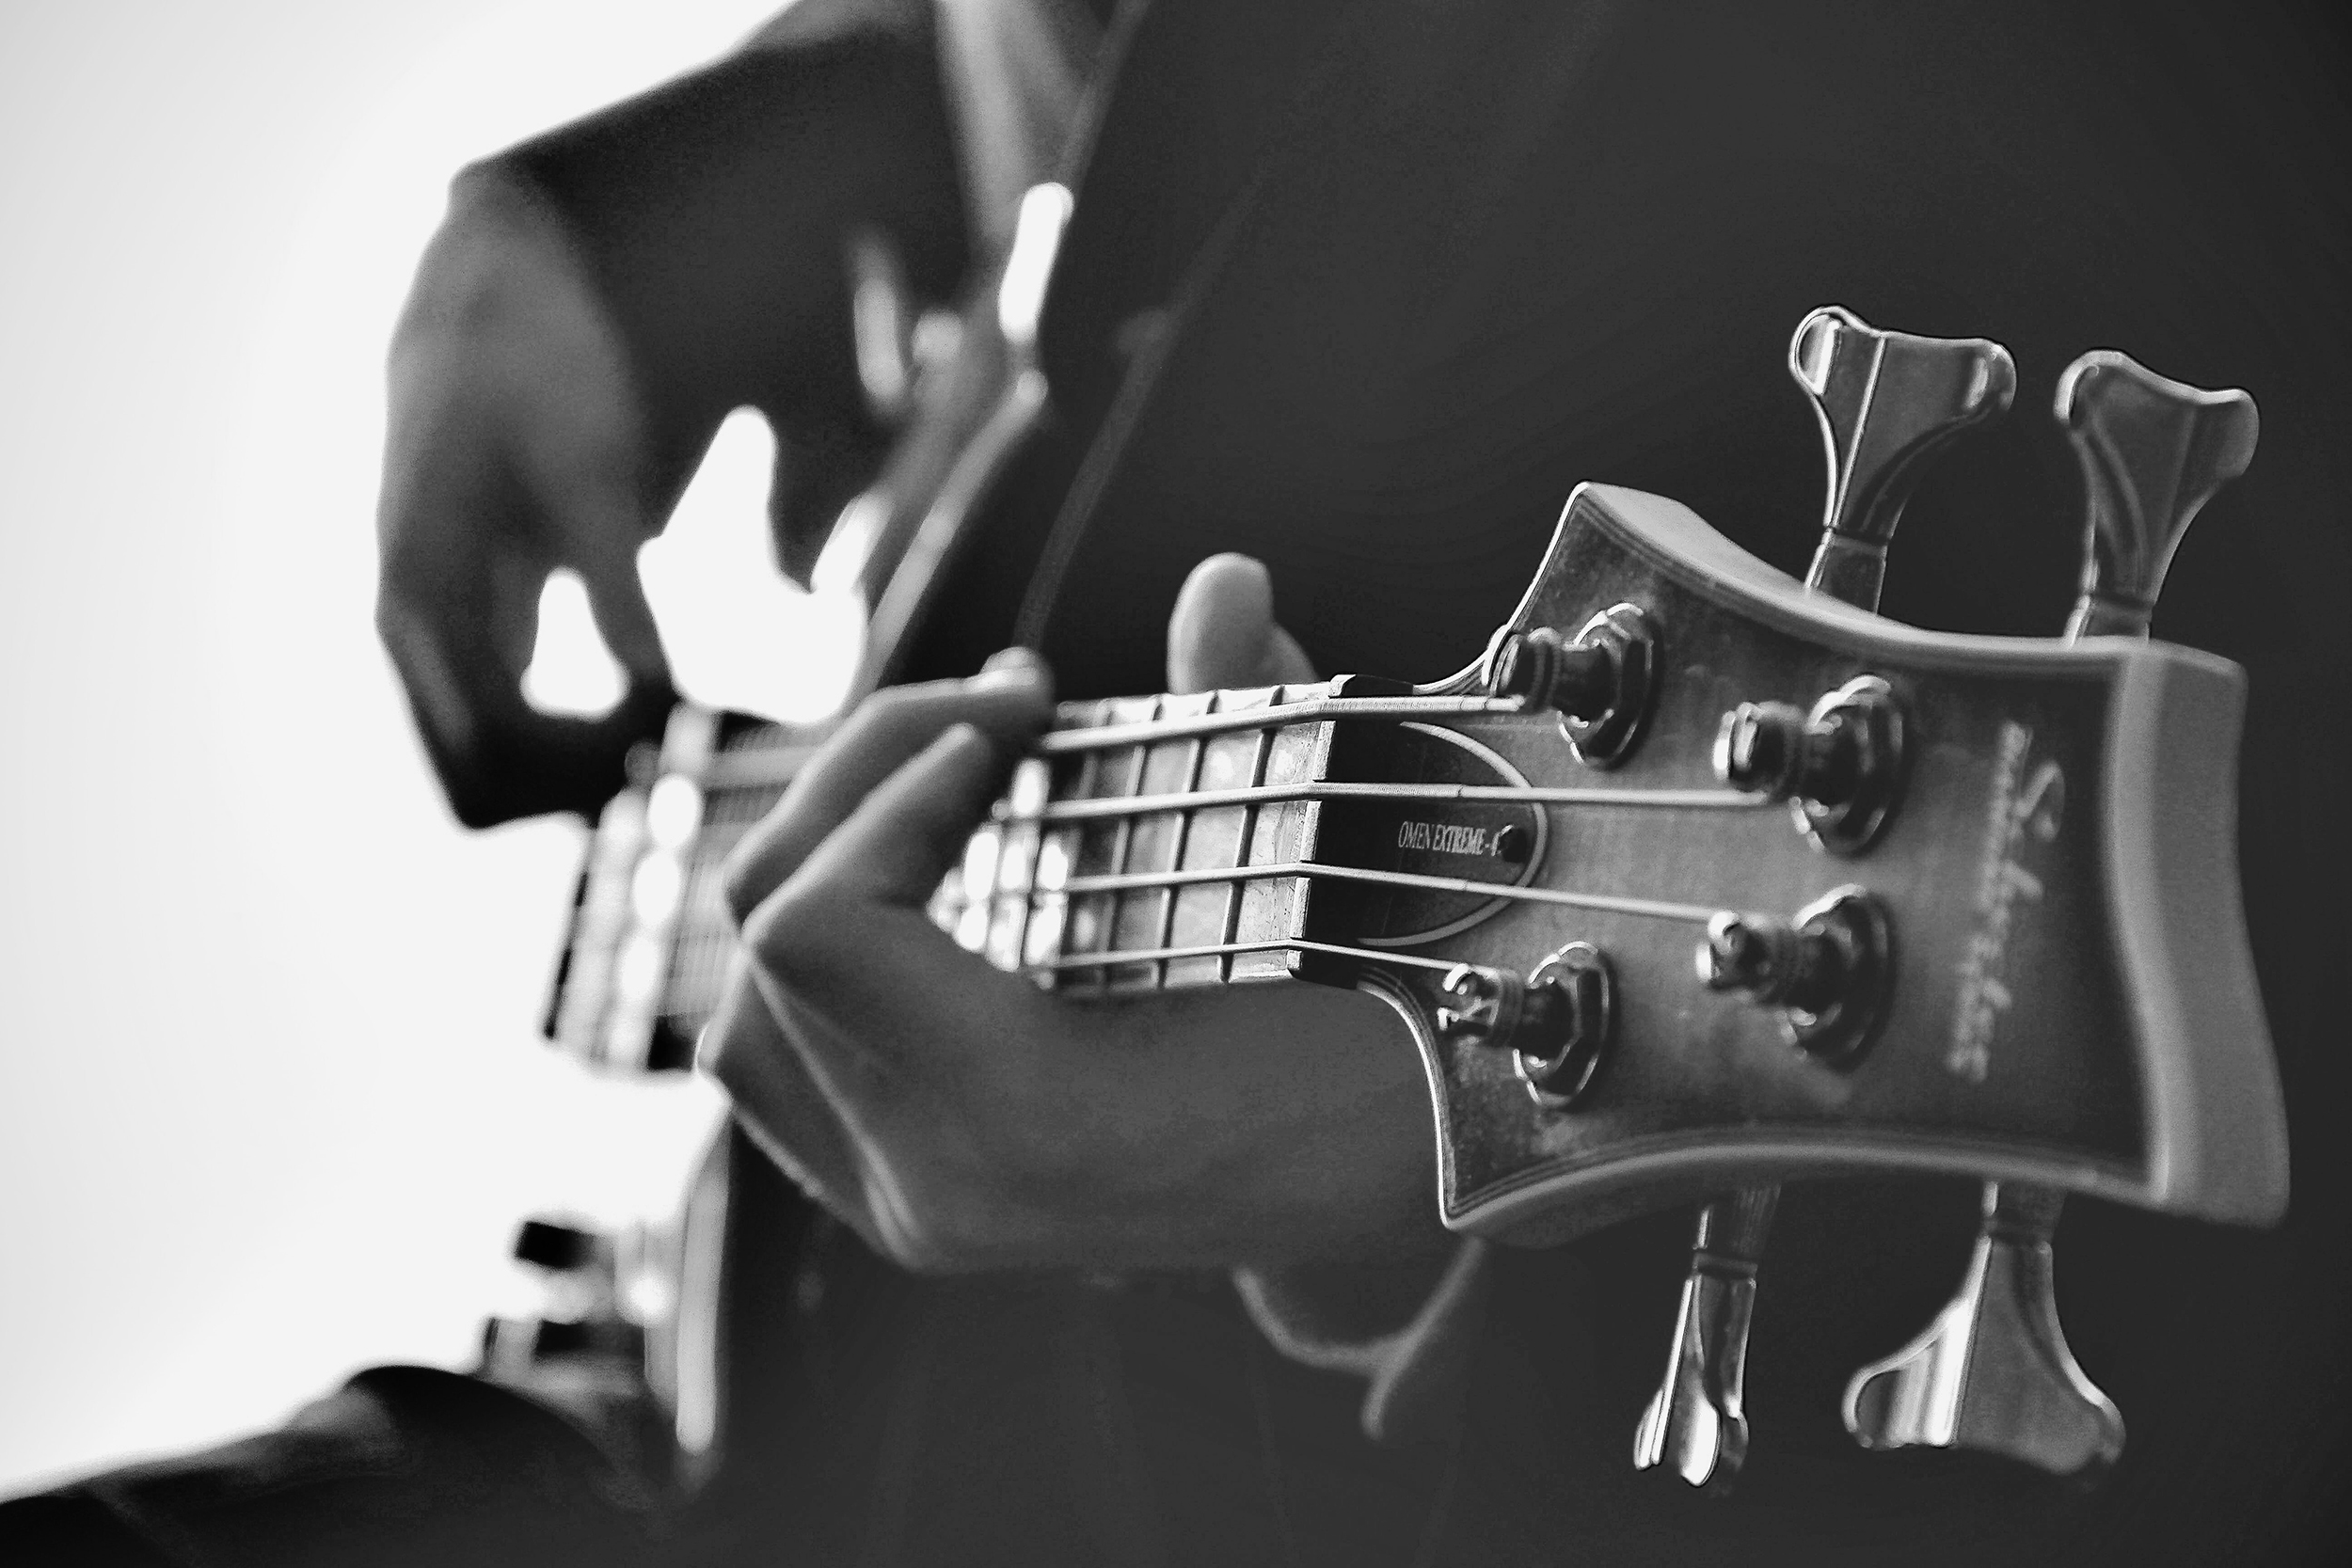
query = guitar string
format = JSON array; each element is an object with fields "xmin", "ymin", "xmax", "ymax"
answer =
[
  {"xmin": 1035, "ymin": 936, "xmax": 1466, "ymax": 975},
  {"xmin": 675, "ymin": 691, "xmax": 1526, "ymax": 790},
  {"xmin": 674, "ymin": 774, "xmax": 1766, "ymax": 865},
  {"xmin": 997, "ymin": 860, "xmax": 1719, "ymax": 926},
  {"xmin": 647, "ymin": 700, "xmax": 1732, "ymax": 1024},
  {"xmin": 1041, "ymin": 692, "xmax": 1520, "ymax": 752},
  {"xmin": 1011, "ymin": 779, "xmax": 1764, "ymax": 823}
]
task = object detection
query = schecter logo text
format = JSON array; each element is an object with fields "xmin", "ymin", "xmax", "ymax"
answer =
[{"xmin": 1949, "ymin": 721, "xmax": 2065, "ymax": 1083}]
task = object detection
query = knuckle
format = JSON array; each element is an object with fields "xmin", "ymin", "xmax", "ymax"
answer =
[
  {"xmin": 738, "ymin": 886, "xmax": 821, "ymax": 968},
  {"xmin": 719, "ymin": 839, "xmax": 771, "ymax": 927}
]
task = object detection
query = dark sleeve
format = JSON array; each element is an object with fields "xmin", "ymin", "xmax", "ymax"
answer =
[
  {"xmin": 0, "ymin": 1368, "xmax": 653, "ymax": 1568},
  {"xmin": 486, "ymin": 2, "xmax": 973, "ymax": 577}
]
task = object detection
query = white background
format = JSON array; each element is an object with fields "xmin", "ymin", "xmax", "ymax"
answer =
[{"xmin": 0, "ymin": 0, "xmax": 852, "ymax": 1491}]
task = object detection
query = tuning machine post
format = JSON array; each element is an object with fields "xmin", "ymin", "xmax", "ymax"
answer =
[
  {"xmin": 1437, "ymin": 943, "xmax": 1613, "ymax": 1110},
  {"xmin": 1484, "ymin": 604, "xmax": 1659, "ymax": 767},
  {"xmin": 1697, "ymin": 886, "xmax": 1891, "ymax": 1069},
  {"xmin": 1841, "ymin": 349, "xmax": 2261, "ymax": 1480},
  {"xmin": 1713, "ymin": 675, "xmax": 1907, "ymax": 854}
]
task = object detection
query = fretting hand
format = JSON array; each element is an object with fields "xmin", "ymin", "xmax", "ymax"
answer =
[{"xmin": 701, "ymin": 555, "xmax": 1446, "ymax": 1272}]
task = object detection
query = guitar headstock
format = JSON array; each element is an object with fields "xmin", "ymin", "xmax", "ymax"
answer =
[{"xmin": 1338, "ymin": 470, "xmax": 2280, "ymax": 1245}]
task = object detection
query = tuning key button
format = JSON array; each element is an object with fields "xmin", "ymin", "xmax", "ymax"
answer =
[
  {"xmin": 2057, "ymin": 351, "xmax": 2260, "ymax": 639},
  {"xmin": 1789, "ymin": 306, "xmax": 2018, "ymax": 613},
  {"xmin": 1634, "ymin": 1185, "xmax": 1779, "ymax": 1493},
  {"xmin": 1484, "ymin": 604, "xmax": 1659, "ymax": 768},
  {"xmin": 1698, "ymin": 886, "xmax": 1890, "ymax": 1069},
  {"xmin": 1844, "ymin": 1182, "xmax": 2124, "ymax": 1478},
  {"xmin": 1714, "ymin": 675, "xmax": 1905, "ymax": 853}
]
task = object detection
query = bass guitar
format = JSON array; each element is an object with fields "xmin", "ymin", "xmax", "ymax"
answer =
[{"xmin": 530, "ymin": 297, "xmax": 2284, "ymax": 1495}]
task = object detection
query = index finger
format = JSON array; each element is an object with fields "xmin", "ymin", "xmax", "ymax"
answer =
[{"xmin": 722, "ymin": 655, "xmax": 1053, "ymax": 922}]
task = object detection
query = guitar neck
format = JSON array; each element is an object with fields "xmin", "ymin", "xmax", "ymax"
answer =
[{"xmin": 548, "ymin": 676, "xmax": 1539, "ymax": 1068}]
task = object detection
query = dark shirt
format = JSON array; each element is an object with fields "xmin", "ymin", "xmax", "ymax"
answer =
[{"xmin": 710, "ymin": 3, "xmax": 2352, "ymax": 1561}]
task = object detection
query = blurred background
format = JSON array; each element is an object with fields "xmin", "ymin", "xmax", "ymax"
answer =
[{"xmin": 0, "ymin": 0, "xmax": 842, "ymax": 1491}]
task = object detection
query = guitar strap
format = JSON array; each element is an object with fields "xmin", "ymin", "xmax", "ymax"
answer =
[
  {"xmin": 931, "ymin": 0, "xmax": 1103, "ymax": 250},
  {"xmin": 1010, "ymin": 0, "xmax": 1375, "ymax": 649}
]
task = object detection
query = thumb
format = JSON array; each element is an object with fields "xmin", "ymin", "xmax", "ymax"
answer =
[{"xmin": 1167, "ymin": 554, "xmax": 1317, "ymax": 694}]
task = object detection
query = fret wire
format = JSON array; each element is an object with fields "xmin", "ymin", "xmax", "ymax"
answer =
[
  {"xmin": 1056, "ymin": 860, "xmax": 1719, "ymax": 924},
  {"xmin": 1101, "ymin": 697, "xmax": 1158, "ymax": 990},
  {"xmin": 1038, "ymin": 937, "xmax": 1467, "ymax": 974},
  {"xmin": 1218, "ymin": 721, "xmax": 1277, "ymax": 983},
  {"xmin": 1035, "ymin": 693, "xmax": 1523, "ymax": 755},
  {"xmin": 1152, "ymin": 710, "xmax": 1212, "ymax": 978},
  {"xmin": 1009, "ymin": 782, "xmax": 1764, "ymax": 824},
  {"xmin": 1052, "ymin": 701, "xmax": 1113, "ymax": 989}
]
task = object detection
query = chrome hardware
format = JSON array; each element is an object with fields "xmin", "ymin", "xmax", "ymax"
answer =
[
  {"xmin": 1484, "ymin": 603, "xmax": 1660, "ymax": 768},
  {"xmin": 1698, "ymin": 886, "xmax": 1890, "ymax": 1069},
  {"xmin": 1515, "ymin": 942, "xmax": 1613, "ymax": 1110},
  {"xmin": 1439, "ymin": 949, "xmax": 1614, "ymax": 1109},
  {"xmin": 1713, "ymin": 674, "xmax": 1905, "ymax": 852},
  {"xmin": 1634, "ymin": 1185, "xmax": 1779, "ymax": 1493},
  {"xmin": 2057, "ymin": 350, "xmax": 2260, "ymax": 639},
  {"xmin": 1789, "ymin": 306, "xmax": 2017, "ymax": 612},
  {"xmin": 1844, "ymin": 1183, "xmax": 2123, "ymax": 1479},
  {"xmin": 1843, "ymin": 353, "xmax": 2262, "ymax": 1483},
  {"xmin": 1436, "ymin": 964, "xmax": 1522, "ymax": 1049}
]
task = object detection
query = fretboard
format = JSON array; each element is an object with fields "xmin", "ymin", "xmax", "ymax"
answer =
[
  {"xmin": 546, "ymin": 686, "xmax": 1338, "ymax": 1070},
  {"xmin": 928, "ymin": 684, "xmax": 1335, "ymax": 992}
]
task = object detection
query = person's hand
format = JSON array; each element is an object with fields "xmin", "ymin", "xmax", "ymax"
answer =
[
  {"xmin": 700, "ymin": 555, "xmax": 1449, "ymax": 1272},
  {"xmin": 375, "ymin": 168, "xmax": 676, "ymax": 827}
]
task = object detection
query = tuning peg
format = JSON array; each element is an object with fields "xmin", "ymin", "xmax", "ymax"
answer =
[
  {"xmin": 1699, "ymin": 307, "xmax": 2005, "ymax": 1493},
  {"xmin": 1842, "ymin": 1184, "xmax": 2122, "ymax": 1478},
  {"xmin": 1633, "ymin": 1185, "xmax": 1777, "ymax": 1493},
  {"xmin": 1788, "ymin": 306, "xmax": 2018, "ymax": 611},
  {"xmin": 1849, "ymin": 355, "xmax": 2264, "ymax": 1478},
  {"xmin": 2057, "ymin": 351, "xmax": 2259, "ymax": 638}
]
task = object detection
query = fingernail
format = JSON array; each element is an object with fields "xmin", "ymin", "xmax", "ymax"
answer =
[
  {"xmin": 972, "ymin": 646, "xmax": 1048, "ymax": 689},
  {"xmin": 980, "ymin": 646, "xmax": 1043, "ymax": 674},
  {"xmin": 935, "ymin": 721, "xmax": 994, "ymax": 759}
]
